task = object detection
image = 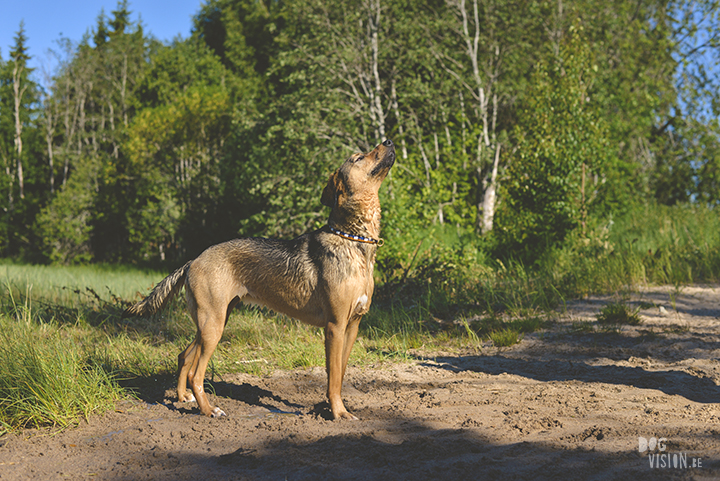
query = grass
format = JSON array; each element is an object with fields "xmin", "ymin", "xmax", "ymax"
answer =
[
  {"xmin": 377, "ymin": 202, "xmax": 720, "ymax": 324},
  {"xmin": 0, "ymin": 262, "xmax": 161, "ymax": 305},
  {"xmin": 0, "ymin": 291, "xmax": 123, "ymax": 434},
  {"xmin": 595, "ymin": 301, "xmax": 643, "ymax": 326}
]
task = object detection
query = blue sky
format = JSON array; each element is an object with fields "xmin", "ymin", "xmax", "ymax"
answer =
[{"xmin": 1, "ymin": 0, "xmax": 205, "ymax": 79}]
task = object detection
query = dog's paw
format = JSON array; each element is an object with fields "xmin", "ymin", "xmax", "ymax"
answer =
[
  {"xmin": 210, "ymin": 407, "xmax": 227, "ymax": 418},
  {"xmin": 183, "ymin": 393, "xmax": 196, "ymax": 403},
  {"xmin": 334, "ymin": 411, "xmax": 359, "ymax": 421}
]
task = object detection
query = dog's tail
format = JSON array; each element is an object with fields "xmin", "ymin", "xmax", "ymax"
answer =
[{"xmin": 122, "ymin": 261, "xmax": 192, "ymax": 318}]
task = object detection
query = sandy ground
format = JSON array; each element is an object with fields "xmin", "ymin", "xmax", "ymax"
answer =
[{"xmin": 2, "ymin": 285, "xmax": 720, "ymax": 480}]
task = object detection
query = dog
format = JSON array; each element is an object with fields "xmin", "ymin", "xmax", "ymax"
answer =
[{"xmin": 123, "ymin": 139, "xmax": 395, "ymax": 420}]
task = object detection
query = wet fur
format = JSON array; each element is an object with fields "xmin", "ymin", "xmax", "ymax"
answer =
[{"xmin": 123, "ymin": 140, "xmax": 395, "ymax": 420}]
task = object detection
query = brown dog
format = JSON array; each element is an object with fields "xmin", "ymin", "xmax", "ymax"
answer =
[{"xmin": 123, "ymin": 140, "xmax": 395, "ymax": 420}]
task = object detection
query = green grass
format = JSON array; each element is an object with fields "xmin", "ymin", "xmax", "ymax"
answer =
[
  {"xmin": 595, "ymin": 301, "xmax": 643, "ymax": 326},
  {"xmin": 377, "ymin": 202, "xmax": 720, "ymax": 324},
  {"xmin": 0, "ymin": 262, "xmax": 161, "ymax": 305},
  {"xmin": 0, "ymin": 299, "xmax": 123, "ymax": 434}
]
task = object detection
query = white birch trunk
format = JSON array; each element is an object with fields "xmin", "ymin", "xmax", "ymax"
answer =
[
  {"xmin": 481, "ymin": 143, "xmax": 501, "ymax": 234},
  {"xmin": 12, "ymin": 61, "xmax": 27, "ymax": 199},
  {"xmin": 454, "ymin": 0, "xmax": 502, "ymax": 233},
  {"xmin": 367, "ymin": 0, "xmax": 386, "ymax": 142},
  {"xmin": 45, "ymin": 104, "xmax": 55, "ymax": 194}
]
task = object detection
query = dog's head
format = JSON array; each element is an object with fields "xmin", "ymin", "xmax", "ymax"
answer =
[{"xmin": 321, "ymin": 139, "xmax": 395, "ymax": 209}]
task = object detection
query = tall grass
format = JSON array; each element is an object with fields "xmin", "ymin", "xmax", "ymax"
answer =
[
  {"xmin": 0, "ymin": 289, "xmax": 123, "ymax": 434},
  {"xmin": 0, "ymin": 263, "xmax": 437, "ymax": 433},
  {"xmin": 542, "ymin": 202, "xmax": 720, "ymax": 295}
]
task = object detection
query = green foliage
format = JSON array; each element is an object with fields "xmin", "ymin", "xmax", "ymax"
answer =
[
  {"xmin": 0, "ymin": 21, "xmax": 43, "ymax": 257},
  {"xmin": 0, "ymin": 0, "xmax": 718, "ymax": 280},
  {"xmin": 35, "ymin": 159, "xmax": 100, "ymax": 264},
  {"xmin": 2, "ymin": 198, "xmax": 720, "ymax": 431},
  {"xmin": 596, "ymin": 301, "xmax": 642, "ymax": 326},
  {"xmin": 496, "ymin": 25, "xmax": 611, "ymax": 257}
]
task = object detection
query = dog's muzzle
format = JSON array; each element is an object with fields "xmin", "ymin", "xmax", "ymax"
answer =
[{"xmin": 371, "ymin": 139, "xmax": 395, "ymax": 176}]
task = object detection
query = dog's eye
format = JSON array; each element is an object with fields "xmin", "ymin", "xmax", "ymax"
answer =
[{"xmin": 354, "ymin": 155, "xmax": 364, "ymax": 163}]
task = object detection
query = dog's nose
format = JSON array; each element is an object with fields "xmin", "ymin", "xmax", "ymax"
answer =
[{"xmin": 382, "ymin": 139, "xmax": 394, "ymax": 147}]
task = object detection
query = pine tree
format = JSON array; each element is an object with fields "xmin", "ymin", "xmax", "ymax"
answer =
[
  {"xmin": 94, "ymin": 9, "xmax": 109, "ymax": 48},
  {"xmin": 109, "ymin": 0, "xmax": 131, "ymax": 36}
]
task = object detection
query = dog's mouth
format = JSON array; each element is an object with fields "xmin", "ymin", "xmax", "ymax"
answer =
[{"xmin": 370, "ymin": 139, "xmax": 395, "ymax": 177}]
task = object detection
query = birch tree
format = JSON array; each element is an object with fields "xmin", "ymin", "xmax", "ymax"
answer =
[
  {"xmin": 438, "ymin": 0, "xmax": 534, "ymax": 234},
  {"xmin": 280, "ymin": 0, "xmax": 394, "ymax": 151},
  {"xmin": 9, "ymin": 23, "xmax": 31, "ymax": 201},
  {"xmin": 497, "ymin": 26, "xmax": 609, "ymax": 254}
]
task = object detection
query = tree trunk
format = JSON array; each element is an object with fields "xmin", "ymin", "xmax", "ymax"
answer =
[
  {"xmin": 451, "ymin": 0, "xmax": 503, "ymax": 233},
  {"xmin": 480, "ymin": 143, "xmax": 500, "ymax": 234},
  {"xmin": 12, "ymin": 61, "xmax": 27, "ymax": 199},
  {"xmin": 5, "ymin": 156, "xmax": 13, "ymax": 212},
  {"xmin": 390, "ymin": 79, "xmax": 408, "ymax": 160},
  {"xmin": 121, "ymin": 53, "xmax": 129, "ymax": 127},
  {"xmin": 45, "ymin": 106, "xmax": 55, "ymax": 194},
  {"xmin": 367, "ymin": 0, "xmax": 386, "ymax": 142}
]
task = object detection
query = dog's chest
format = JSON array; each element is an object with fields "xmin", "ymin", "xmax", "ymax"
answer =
[
  {"xmin": 346, "ymin": 243, "xmax": 375, "ymax": 279},
  {"xmin": 348, "ymin": 246, "xmax": 375, "ymax": 316},
  {"xmin": 354, "ymin": 293, "xmax": 370, "ymax": 316}
]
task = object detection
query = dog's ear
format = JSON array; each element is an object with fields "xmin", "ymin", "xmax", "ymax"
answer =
[{"xmin": 321, "ymin": 171, "xmax": 343, "ymax": 208}]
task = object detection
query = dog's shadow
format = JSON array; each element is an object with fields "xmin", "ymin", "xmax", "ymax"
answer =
[
  {"xmin": 122, "ymin": 374, "xmax": 332, "ymax": 417},
  {"xmin": 212, "ymin": 381, "xmax": 336, "ymax": 420},
  {"xmin": 212, "ymin": 381, "xmax": 303, "ymax": 410}
]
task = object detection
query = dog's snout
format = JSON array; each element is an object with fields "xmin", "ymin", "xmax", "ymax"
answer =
[{"xmin": 382, "ymin": 139, "xmax": 394, "ymax": 147}]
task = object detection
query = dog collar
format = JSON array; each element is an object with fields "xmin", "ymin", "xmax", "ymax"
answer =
[{"xmin": 328, "ymin": 226, "xmax": 384, "ymax": 246}]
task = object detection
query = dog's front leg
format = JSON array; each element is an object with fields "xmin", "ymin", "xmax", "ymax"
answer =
[{"xmin": 324, "ymin": 319, "xmax": 358, "ymax": 420}]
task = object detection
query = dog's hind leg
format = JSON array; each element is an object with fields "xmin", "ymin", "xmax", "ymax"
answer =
[
  {"xmin": 176, "ymin": 285, "xmax": 201, "ymax": 403},
  {"xmin": 177, "ymin": 338, "xmax": 199, "ymax": 402},
  {"xmin": 187, "ymin": 304, "xmax": 227, "ymax": 417}
]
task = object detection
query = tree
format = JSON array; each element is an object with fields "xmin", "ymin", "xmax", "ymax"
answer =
[
  {"xmin": 36, "ymin": 1, "xmax": 157, "ymax": 263},
  {"xmin": 119, "ymin": 39, "xmax": 235, "ymax": 262},
  {"xmin": 220, "ymin": 0, "xmax": 398, "ymax": 238},
  {"xmin": 649, "ymin": 0, "xmax": 720, "ymax": 205},
  {"xmin": 496, "ymin": 25, "xmax": 610, "ymax": 256},
  {"xmin": 3, "ymin": 0, "xmax": 716, "ymax": 267},
  {"xmin": 437, "ymin": 0, "xmax": 538, "ymax": 234},
  {"xmin": 9, "ymin": 22, "xmax": 34, "ymax": 201},
  {"xmin": 0, "ymin": 22, "xmax": 41, "ymax": 256}
]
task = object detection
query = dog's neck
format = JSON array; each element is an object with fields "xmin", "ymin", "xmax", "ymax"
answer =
[{"xmin": 328, "ymin": 196, "xmax": 382, "ymax": 242}]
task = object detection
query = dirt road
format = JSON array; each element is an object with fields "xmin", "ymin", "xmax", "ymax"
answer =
[{"xmin": 1, "ymin": 285, "xmax": 719, "ymax": 480}]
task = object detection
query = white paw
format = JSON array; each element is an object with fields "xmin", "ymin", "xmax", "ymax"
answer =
[
  {"xmin": 210, "ymin": 407, "xmax": 226, "ymax": 418},
  {"xmin": 185, "ymin": 393, "xmax": 196, "ymax": 403}
]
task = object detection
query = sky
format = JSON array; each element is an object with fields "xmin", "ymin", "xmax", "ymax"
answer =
[{"xmin": 0, "ymin": 0, "xmax": 205, "ymax": 82}]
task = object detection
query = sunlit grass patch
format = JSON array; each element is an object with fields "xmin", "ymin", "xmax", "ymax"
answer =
[
  {"xmin": 0, "ymin": 315, "xmax": 123, "ymax": 434},
  {"xmin": 489, "ymin": 328, "xmax": 521, "ymax": 347},
  {"xmin": 596, "ymin": 301, "xmax": 643, "ymax": 326},
  {"xmin": 0, "ymin": 261, "xmax": 162, "ymax": 307},
  {"xmin": 464, "ymin": 315, "xmax": 547, "ymax": 347}
]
